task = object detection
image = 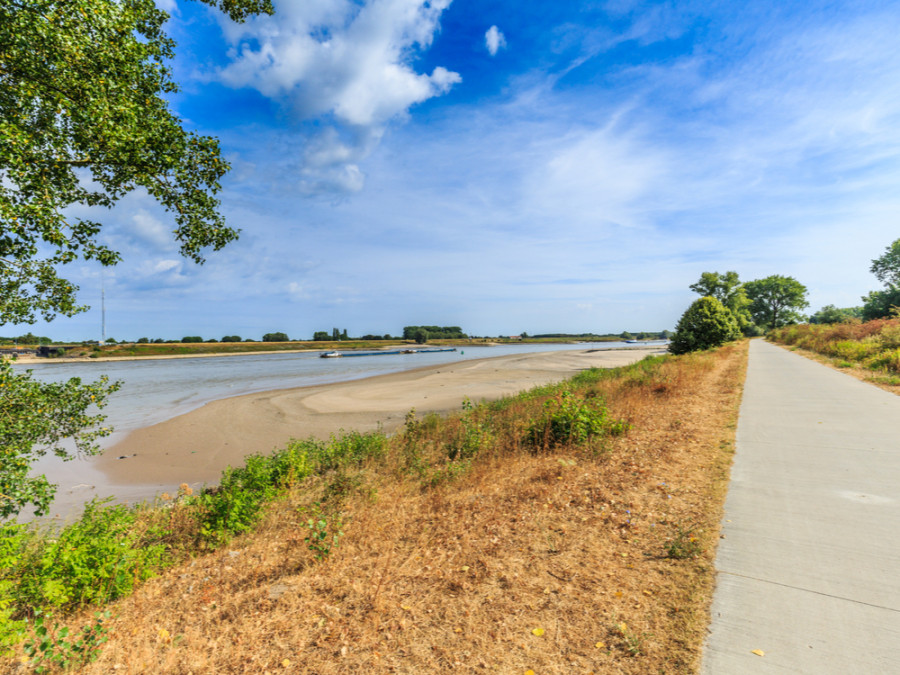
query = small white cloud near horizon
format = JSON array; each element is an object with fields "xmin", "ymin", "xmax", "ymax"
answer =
[{"xmin": 485, "ymin": 25, "xmax": 506, "ymax": 56}]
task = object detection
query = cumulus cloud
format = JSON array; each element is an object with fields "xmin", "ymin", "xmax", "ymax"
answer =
[
  {"xmin": 485, "ymin": 25, "xmax": 506, "ymax": 56},
  {"xmin": 212, "ymin": 0, "xmax": 460, "ymax": 194}
]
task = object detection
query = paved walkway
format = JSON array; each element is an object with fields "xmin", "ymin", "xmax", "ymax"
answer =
[{"xmin": 702, "ymin": 340, "xmax": 900, "ymax": 674}]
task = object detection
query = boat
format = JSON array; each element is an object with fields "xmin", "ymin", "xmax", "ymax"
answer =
[{"xmin": 319, "ymin": 347, "xmax": 458, "ymax": 359}]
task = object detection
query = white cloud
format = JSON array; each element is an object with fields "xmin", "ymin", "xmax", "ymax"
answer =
[
  {"xmin": 212, "ymin": 0, "xmax": 460, "ymax": 194},
  {"xmin": 131, "ymin": 210, "xmax": 173, "ymax": 250},
  {"xmin": 287, "ymin": 282, "xmax": 309, "ymax": 299},
  {"xmin": 154, "ymin": 0, "xmax": 178, "ymax": 14},
  {"xmin": 485, "ymin": 25, "xmax": 506, "ymax": 56},
  {"xmin": 153, "ymin": 260, "xmax": 182, "ymax": 274},
  {"xmin": 523, "ymin": 125, "xmax": 668, "ymax": 232}
]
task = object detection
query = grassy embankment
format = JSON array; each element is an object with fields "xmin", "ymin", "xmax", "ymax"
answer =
[
  {"xmin": 2, "ymin": 342, "xmax": 747, "ymax": 674},
  {"xmin": 769, "ymin": 318, "xmax": 900, "ymax": 389}
]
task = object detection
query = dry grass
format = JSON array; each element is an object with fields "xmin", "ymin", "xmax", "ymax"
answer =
[{"xmin": 6, "ymin": 343, "xmax": 747, "ymax": 674}]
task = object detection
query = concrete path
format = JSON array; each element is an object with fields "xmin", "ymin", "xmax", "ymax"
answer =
[{"xmin": 702, "ymin": 340, "xmax": 900, "ymax": 674}]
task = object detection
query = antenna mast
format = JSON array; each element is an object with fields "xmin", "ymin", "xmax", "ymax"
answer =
[{"xmin": 101, "ymin": 276, "xmax": 106, "ymax": 344}]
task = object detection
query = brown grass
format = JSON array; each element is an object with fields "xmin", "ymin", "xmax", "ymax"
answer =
[{"xmin": 8, "ymin": 343, "xmax": 747, "ymax": 674}]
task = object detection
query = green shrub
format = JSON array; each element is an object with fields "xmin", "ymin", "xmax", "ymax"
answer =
[
  {"xmin": 827, "ymin": 340, "xmax": 877, "ymax": 361},
  {"xmin": 15, "ymin": 500, "xmax": 167, "ymax": 611},
  {"xmin": 526, "ymin": 391, "xmax": 629, "ymax": 451},
  {"xmin": 669, "ymin": 297, "xmax": 740, "ymax": 354},
  {"xmin": 865, "ymin": 348, "xmax": 900, "ymax": 374}
]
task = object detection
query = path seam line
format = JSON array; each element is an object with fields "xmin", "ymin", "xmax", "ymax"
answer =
[{"xmin": 717, "ymin": 570, "xmax": 900, "ymax": 614}]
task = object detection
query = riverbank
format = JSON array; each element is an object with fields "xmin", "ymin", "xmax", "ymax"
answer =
[
  {"xmin": 39, "ymin": 346, "xmax": 665, "ymax": 521},
  {"xmin": 99, "ymin": 347, "xmax": 664, "ymax": 486},
  {"xmin": 4, "ymin": 341, "xmax": 746, "ymax": 674}
]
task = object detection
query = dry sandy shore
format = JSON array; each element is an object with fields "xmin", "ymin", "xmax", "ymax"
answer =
[{"xmin": 42, "ymin": 346, "xmax": 663, "ymax": 521}]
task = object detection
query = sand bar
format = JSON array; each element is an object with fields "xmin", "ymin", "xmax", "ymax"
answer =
[{"xmin": 41, "ymin": 346, "xmax": 663, "ymax": 521}]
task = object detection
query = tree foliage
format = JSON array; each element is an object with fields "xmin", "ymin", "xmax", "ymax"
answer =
[
  {"xmin": 861, "ymin": 288, "xmax": 900, "ymax": 321},
  {"xmin": 689, "ymin": 270, "xmax": 753, "ymax": 331},
  {"xmin": 862, "ymin": 239, "xmax": 900, "ymax": 320},
  {"xmin": 870, "ymin": 238, "xmax": 900, "ymax": 290},
  {"xmin": 668, "ymin": 296, "xmax": 741, "ymax": 355},
  {"xmin": 262, "ymin": 332, "xmax": 289, "ymax": 342},
  {"xmin": 0, "ymin": 0, "xmax": 271, "ymax": 323},
  {"xmin": 809, "ymin": 304, "xmax": 862, "ymax": 324},
  {"xmin": 0, "ymin": 0, "xmax": 271, "ymax": 519},
  {"xmin": 0, "ymin": 360, "xmax": 120, "ymax": 517},
  {"xmin": 403, "ymin": 325, "xmax": 466, "ymax": 340},
  {"xmin": 743, "ymin": 275, "xmax": 809, "ymax": 329}
]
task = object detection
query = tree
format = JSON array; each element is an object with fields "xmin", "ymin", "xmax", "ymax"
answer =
[
  {"xmin": 0, "ymin": 0, "xmax": 272, "ymax": 519},
  {"xmin": 262, "ymin": 332, "xmax": 289, "ymax": 342},
  {"xmin": 181, "ymin": 336, "xmax": 203, "ymax": 343},
  {"xmin": 743, "ymin": 275, "xmax": 809, "ymax": 329},
  {"xmin": 689, "ymin": 271, "xmax": 752, "ymax": 331},
  {"xmin": 870, "ymin": 238, "xmax": 900, "ymax": 290},
  {"xmin": 668, "ymin": 296, "xmax": 741, "ymax": 355},
  {"xmin": 862, "ymin": 239, "xmax": 900, "ymax": 320},
  {"xmin": 221, "ymin": 335, "xmax": 242, "ymax": 342},
  {"xmin": 0, "ymin": 361, "xmax": 120, "ymax": 517},
  {"xmin": 1, "ymin": 0, "xmax": 272, "ymax": 324},
  {"xmin": 137, "ymin": 337, "xmax": 149, "ymax": 343},
  {"xmin": 809, "ymin": 305, "xmax": 862, "ymax": 324},
  {"xmin": 312, "ymin": 331, "xmax": 330, "ymax": 341},
  {"xmin": 862, "ymin": 289, "xmax": 900, "ymax": 321},
  {"xmin": 414, "ymin": 329, "xmax": 428, "ymax": 344}
]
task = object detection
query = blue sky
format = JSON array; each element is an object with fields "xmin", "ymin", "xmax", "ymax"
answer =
[{"xmin": 24, "ymin": 0, "xmax": 900, "ymax": 340}]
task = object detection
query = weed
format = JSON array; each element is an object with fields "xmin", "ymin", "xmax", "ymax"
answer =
[
  {"xmin": 611, "ymin": 619, "xmax": 648, "ymax": 657},
  {"xmin": 322, "ymin": 470, "xmax": 364, "ymax": 504},
  {"xmin": 446, "ymin": 398, "xmax": 492, "ymax": 461},
  {"xmin": 300, "ymin": 502, "xmax": 345, "ymax": 561},
  {"xmin": 664, "ymin": 523, "xmax": 703, "ymax": 559},
  {"xmin": 424, "ymin": 459, "xmax": 473, "ymax": 488},
  {"xmin": 23, "ymin": 610, "xmax": 111, "ymax": 673}
]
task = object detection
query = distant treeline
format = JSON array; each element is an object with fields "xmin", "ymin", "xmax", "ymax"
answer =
[
  {"xmin": 402, "ymin": 326, "xmax": 467, "ymax": 339},
  {"xmin": 0, "ymin": 333, "xmax": 53, "ymax": 345}
]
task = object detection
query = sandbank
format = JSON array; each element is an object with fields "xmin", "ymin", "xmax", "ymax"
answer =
[{"xmin": 41, "ymin": 346, "xmax": 663, "ymax": 521}]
